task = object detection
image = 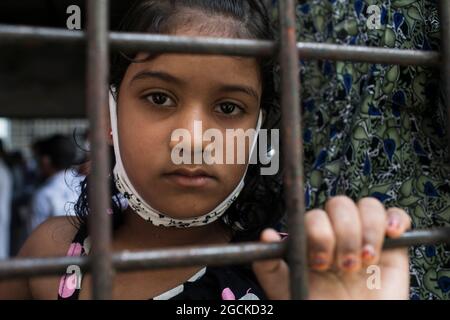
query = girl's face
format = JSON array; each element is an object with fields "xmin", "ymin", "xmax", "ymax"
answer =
[{"xmin": 114, "ymin": 29, "xmax": 262, "ymax": 219}]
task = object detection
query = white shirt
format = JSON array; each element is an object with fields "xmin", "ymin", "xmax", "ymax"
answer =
[
  {"xmin": 31, "ymin": 170, "xmax": 85, "ymax": 230},
  {"xmin": 0, "ymin": 159, "xmax": 12, "ymax": 259}
]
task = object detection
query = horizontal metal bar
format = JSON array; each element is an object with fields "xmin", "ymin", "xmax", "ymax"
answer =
[
  {"xmin": 0, "ymin": 24, "xmax": 274, "ymax": 56},
  {"xmin": 0, "ymin": 242, "xmax": 283, "ymax": 279},
  {"xmin": 383, "ymin": 227, "xmax": 450, "ymax": 249},
  {"xmin": 296, "ymin": 42, "xmax": 439, "ymax": 67},
  {"xmin": 0, "ymin": 24, "xmax": 440, "ymax": 66},
  {"xmin": 0, "ymin": 228, "xmax": 449, "ymax": 279}
]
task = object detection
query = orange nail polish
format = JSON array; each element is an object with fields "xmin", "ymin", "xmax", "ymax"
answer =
[
  {"xmin": 362, "ymin": 245, "xmax": 375, "ymax": 262},
  {"xmin": 342, "ymin": 255, "xmax": 358, "ymax": 271},
  {"xmin": 311, "ymin": 254, "xmax": 328, "ymax": 270}
]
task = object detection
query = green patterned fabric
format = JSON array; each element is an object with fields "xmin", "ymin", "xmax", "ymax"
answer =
[{"xmin": 293, "ymin": 0, "xmax": 449, "ymax": 299}]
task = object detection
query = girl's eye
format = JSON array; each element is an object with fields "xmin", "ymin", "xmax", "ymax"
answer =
[
  {"xmin": 145, "ymin": 92, "xmax": 175, "ymax": 107},
  {"xmin": 215, "ymin": 102, "xmax": 244, "ymax": 116}
]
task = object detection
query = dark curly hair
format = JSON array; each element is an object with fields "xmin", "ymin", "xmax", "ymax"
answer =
[{"xmin": 74, "ymin": 0, "xmax": 284, "ymax": 242}]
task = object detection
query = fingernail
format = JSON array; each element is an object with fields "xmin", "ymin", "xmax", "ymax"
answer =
[
  {"xmin": 342, "ymin": 255, "xmax": 358, "ymax": 271},
  {"xmin": 388, "ymin": 217, "xmax": 400, "ymax": 230},
  {"xmin": 311, "ymin": 254, "xmax": 328, "ymax": 270},
  {"xmin": 361, "ymin": 244, "xmax": 376, "ymax": 262}
]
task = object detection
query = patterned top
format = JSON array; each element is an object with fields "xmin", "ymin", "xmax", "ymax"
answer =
[
  {"xmin": 294, "ymin": 0, "xmax": 449, "ymax": 299},
  {"xmin": 57, "ymin": 225, "xmax": 271, "ymax": 300}
]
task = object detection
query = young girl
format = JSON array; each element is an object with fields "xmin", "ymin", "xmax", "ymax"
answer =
[{"xmin": 0, "ymin": 0, "xmax": 411, "ymax": 300}]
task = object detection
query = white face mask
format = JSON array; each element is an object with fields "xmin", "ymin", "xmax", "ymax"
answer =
[{"xmin": 109, "ymin": 89, "xmax": 262, "ymax": 228}]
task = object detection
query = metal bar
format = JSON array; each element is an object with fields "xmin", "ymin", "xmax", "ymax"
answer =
[
  {"xmin": 279, "ymin": 0, "xmax": 308, "ymax": 300},
  {"xmin": 0, "ymin": 228, "xmax": 449, "ymax": 279},
  {"xmin": 439, "ymin": 1, "xmax": 450, "ymax": 154},
  {"xmin": 86, "ymin": 0, "xmax": 112, "ymax": 300},
  {"xmin": 0, "ymin": 25, "xmax": 439, "ymax": 66},
  {"xmin": 0, "ymin": 242, "xmax": 282, "ymax": 279},
  {"xmin": 296, "ymin": 42, "xmax": 439, "ymax": 67},
  {"xmin": 110, "ymin": 32, "xmax": 274, "ymax": 56},
  {"xmin": 383, "ymin": 228, "xmax": 450, "ymax": 249}
]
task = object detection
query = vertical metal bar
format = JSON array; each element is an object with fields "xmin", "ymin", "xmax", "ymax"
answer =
[
  {"xmin": 86, "ymin": 0, "xmax": 112, "ymax": 299},
  {"xmin": 439, "ymin": 1, "xmax": 450, "ymax": 154},
  {"xmin": 278, "ymin": 0, "xmax": 308, "ymax": 299},
  {"xmin": 264, "ymin": 0, "xmax": 273, "ymax": 10}
]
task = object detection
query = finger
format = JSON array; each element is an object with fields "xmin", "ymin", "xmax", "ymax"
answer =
[
  {"xmin": 305, "ymin": 209, "xmax": 335, "ymax": 271},
  {"xmin": 357, "ymin": 197, "xmax": 387, "ymax": 266},
  {"xmin": 252, "ymin": 229, "xmax": 290, "ymax": 300},
  {"xmin": 378, "ymin": 208, "xmax": 411, "ymax": 292},
  {"xmin": 386, "ymin": 207, "xmax": 412, "ymax": 238},
  {"xmin": 325, "ymin": 196, "xmax": 362, "ymax": 272}
]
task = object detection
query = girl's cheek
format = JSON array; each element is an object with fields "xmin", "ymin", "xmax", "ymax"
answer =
[{"xmin": 218, "ymin": 163, "xmax": 247, "ymax": 187}]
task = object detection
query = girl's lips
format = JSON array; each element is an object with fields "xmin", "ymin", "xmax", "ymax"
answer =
[
  {"xmin": 163, "ymin": 168, "xmax": 216, "ymax": 188},
  {"xmin": 164, "ymin": 173, "xmax": 215, "ymax": 188}
]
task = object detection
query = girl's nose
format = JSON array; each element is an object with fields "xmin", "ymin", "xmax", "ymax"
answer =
[{"xmin": 168, "ymin": 109, "xmax": 212, "ymax": 159}]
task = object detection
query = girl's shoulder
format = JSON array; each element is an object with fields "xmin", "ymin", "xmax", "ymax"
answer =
[
  {"xmin": 4, "ymin": 217, "xmax": 81, "ymax": 299},
  {"xmin": 19, "ymin": 216, "xmax": 80, "ymax": 259}
]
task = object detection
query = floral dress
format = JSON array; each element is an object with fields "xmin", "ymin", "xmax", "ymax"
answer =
[{"xmin": 292, "ymin": 0, "xmax": 449, "ymax": 299}]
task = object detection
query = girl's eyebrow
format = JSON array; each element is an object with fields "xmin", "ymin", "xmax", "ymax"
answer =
[
  {"xmin": 218, "ymin": 85, "xmax": 260, "ymax": 102},
  {"xmin": 130, "ymin": 70, "xmax": 186, "ymax": 86}
]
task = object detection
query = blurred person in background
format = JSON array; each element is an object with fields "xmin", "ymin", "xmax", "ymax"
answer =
[
  {"xmin": 7, "ymin": 150, "xmax": 35, "ymax": 256},
  {"xmin": 0, "ymin": 140, "xmax": 12, "ymax": 260},
  {"xmin": 30, "ymin": 134, "xmax": 84, "ymax": 230}
]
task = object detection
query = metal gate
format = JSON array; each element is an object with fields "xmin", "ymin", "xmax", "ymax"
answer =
[{"xmin": 0, "ymin": 0, "xmax": 449, "ymax": 300}]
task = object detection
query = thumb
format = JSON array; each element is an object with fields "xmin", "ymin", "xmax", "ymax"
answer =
[{"xmin": 252, "ymin": 228, "xmax": 290, "ymax": 300}]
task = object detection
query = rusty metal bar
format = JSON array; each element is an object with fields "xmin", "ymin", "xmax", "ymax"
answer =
[
  {"xmin": 86, "ymin": 0, "xmax": 112, "ymax": 300},
  {"xmin": 0, "ymin": 242, "xmax": 282, "ymax": 279},
  {"xmin": 278, "ymin": 0, "xmax": 308, "ymax": 300},
  {"xmin": 383, "ymin": 227, "xmax": 450, "ymax": 249},
  {"xmin": 439, "ymin": 1, "xmax": 450, "ymax": 153},
  {"xmin": 296, "ymin": 42, "xmax": 439, "ymax": 67},
  {"xmin": 0, "ymin": 228, "xmax": 449, "ymax": 279},
  {"xmin": 0, "ymin": 25, "xmax": 439, "ymax": 66}
]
